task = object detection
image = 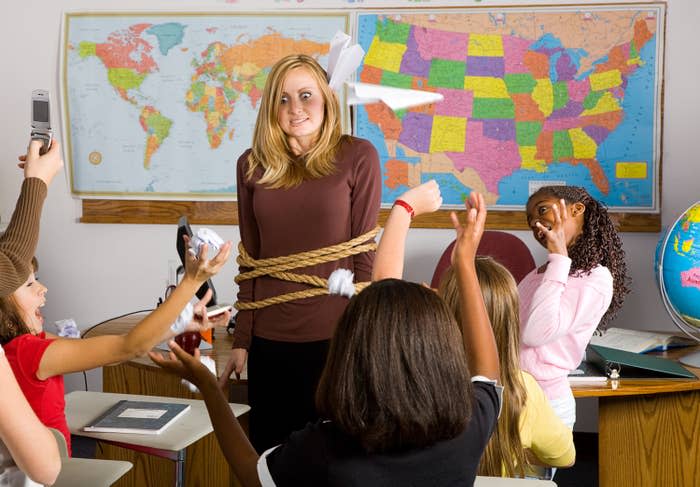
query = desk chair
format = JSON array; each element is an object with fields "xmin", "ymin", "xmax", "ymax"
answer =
[
  {"xmin": 49, "ymin": 427, "xmax": 132, "ymax": 487},
  {"xmin": 430, "ymin": 230, "xmax": 536, "ymax": 288}
]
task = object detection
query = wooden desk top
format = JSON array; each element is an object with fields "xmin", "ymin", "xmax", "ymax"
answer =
[
  {"xmin": 571, "ymin": 346, "xmax": 700, "ymax": 398},
  {"xmin": 82, "ymin": 312, "xmax": 246, "ymax": 381}
]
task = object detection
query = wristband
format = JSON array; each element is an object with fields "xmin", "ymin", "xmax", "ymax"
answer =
[{"xmin": 393, "ymin": 199, "xmax": 414, "ymax": 218}]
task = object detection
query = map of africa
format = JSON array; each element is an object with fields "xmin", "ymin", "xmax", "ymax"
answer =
[
  {"xmin": 63, "ymin": 13, "xmax": 348, "ymax": 197},
  {"xmin": 354, "ymin": 6, "xmax": 664, "ymax": 210}
]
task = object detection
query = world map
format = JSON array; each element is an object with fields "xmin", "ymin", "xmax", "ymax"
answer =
[
  {"xmin": 63, "ymin": 14, "xmax": 348, "ymax": 197},
  {"xmin": 354, "ymin": 6, "xmax": 664, "ymax": 210}
]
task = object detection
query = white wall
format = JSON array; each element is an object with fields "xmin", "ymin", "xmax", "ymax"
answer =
[{"xmin": 1, "ymin": 1, "xmax": 697, "ymax": 428}]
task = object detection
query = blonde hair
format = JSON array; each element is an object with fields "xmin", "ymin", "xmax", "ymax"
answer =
[
  {"xmin": 438, "ymin": 257, "xmax": 529, "ymax": 477},
  {"xmin": 247, "ymin": 54, "xmax": 344, "ymax": 188}
]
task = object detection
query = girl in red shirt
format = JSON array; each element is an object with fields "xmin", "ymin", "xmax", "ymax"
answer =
[{"xmin": 0, "ymin": 240, "xmax": 231, "ymax": 454}]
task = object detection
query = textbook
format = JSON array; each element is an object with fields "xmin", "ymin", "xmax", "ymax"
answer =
[
  {"xmin": 567, "ymin": 360, "xmax": 608, "ymax": 384},
  {"xmin": 589, "ymin": 327, "xmax": 695, "ymax": 354},
  {"xmin": 83, "ymin": 400, "xmax": 190, "ymax": 435},
  {"xmin": 586, "ymin": 344, "xmax": 696, "ymax": 380}
]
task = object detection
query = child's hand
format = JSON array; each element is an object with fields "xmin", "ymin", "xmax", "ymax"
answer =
[
  {"xmin": 534, "ymin": 199, "xmax": 569, "ymax": 256},
  {"xmin": 18, "ymin": 140, "xmax": 64, "ymax": 186},
  {"xmin": 185, "ymin": 289, "xmax": 232, "ymax": 333},
  {"xmin": 398, "ymin": 180, "xmax": 443, "ymax": 217},
  {"xmin": 449, "ymin": 192, "xmax": 487, "ymax": 266},
  {"xmin": 183, "ymin": 235, "xmax": 232, "ymax": 283},
  {"xmin": 149, "ymin": 341, "xmax": 217, "ymax": 388}
]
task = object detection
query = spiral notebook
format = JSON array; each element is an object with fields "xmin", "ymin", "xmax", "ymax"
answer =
[{"xmin": 84, "ymin": 400, "xmax": 191, "ymax": 435}]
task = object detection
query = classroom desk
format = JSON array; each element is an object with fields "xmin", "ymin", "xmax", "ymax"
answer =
[
  {"xmin": 571, "ymin": 346, "xmax": 700, "ymax": 487},
  {"xmin": 83, "ymin": 313, "xmax": 247, "ymax": 487},
  {"xmin": 66, "ymin": 391, "xmax": 249, "ymax": 487}
]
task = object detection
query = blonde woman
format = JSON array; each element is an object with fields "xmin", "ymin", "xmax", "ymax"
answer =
[{"xmin": 221, "ymin": 54, "xmax": 381, "ymax": 452}]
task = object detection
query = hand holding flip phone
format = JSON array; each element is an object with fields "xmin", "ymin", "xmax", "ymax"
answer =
[{"xmin": 30, "ymin": 89, "xmax": 52, "ymax": 155}]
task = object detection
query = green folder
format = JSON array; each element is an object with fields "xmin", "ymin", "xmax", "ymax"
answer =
[{"xmin": 587, "ymin": 344, "xmax": 697, "ymax": 379}]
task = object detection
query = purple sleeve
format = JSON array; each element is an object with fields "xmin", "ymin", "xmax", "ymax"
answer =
[
  {"xmin": 349, "ymin": 139, "xmax": 381, "ymax": 282},
  {"xmin": 233, "ymin": 152, "xmax": 258, "ymax": 350}
]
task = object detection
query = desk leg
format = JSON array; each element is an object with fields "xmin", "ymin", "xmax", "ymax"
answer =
[
  {"xmin": 598, "ymin": 390, "xmax": 700, "ymax": 487},
  {"xmin": 175, "ymin": 450, "xmax": 185, "ymax": 487}
]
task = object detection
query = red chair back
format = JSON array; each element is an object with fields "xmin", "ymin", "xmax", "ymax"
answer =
[{"xmin": 430, "ymin": 230, "xmax": 536, "ymax": 288}]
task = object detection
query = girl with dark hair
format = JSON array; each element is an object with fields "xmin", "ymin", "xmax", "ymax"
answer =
[
  {"xmin": 519, "ymin": 185, "xmax": 630, "ymax": 427},
  {"xmin": 374, "ymin": 181, "xmax": 574, "ymax": 478},
  {"xmin": 150, "ymin": 192, "xmax": 500, "ymax": 487}
]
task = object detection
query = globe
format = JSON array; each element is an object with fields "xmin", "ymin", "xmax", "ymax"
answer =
[{"xmin": 655, "ymin": 201, "xmax": 700, "ymax": 367}]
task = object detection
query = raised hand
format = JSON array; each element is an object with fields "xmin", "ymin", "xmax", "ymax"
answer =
[
  {"xmin": 149, "ymin": 341, "xmax": 217, "ymax": 389},
  {"xmin": 449, "ymin": 191, "xmax": 487, "ymax": 266},
  {"xmin": 398, "ymin": 179, "xmax": 442, "ymax": 217},
  {"xmin": 534, "ymin": 199, "xmax": 569, "ymax": 257},
  {"xmin": 183, "ymin": 235, "xmax": 232, "ymax": 284},
  {"xmin": 18, "ymin": 140, "xmax": 64, "ymax": 186}
]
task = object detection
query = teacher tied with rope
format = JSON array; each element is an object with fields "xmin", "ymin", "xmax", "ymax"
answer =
[{"xmin": 219, "ymin": 53, "xmax": 381, "ymax": 453}]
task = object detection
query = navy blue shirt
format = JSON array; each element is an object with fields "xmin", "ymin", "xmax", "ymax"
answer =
[{"xmin": 258, "ymin": 381, "xmax": 499, "ymax": 487}]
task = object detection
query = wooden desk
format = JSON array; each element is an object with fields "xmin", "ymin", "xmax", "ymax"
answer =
[
  {"xmin": 83, "ymin": 313, "xmax": 246, "ymax": 487},
  {"xmin": 571, "ymin": 346, "xmax": 700, "ymax": 487}
]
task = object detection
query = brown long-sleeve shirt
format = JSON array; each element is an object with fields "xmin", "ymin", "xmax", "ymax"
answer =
[
  {"xmin": 0, "ymin": 178, "xmax": 47, "ymax": 297},
  {"xmin": 233, "ymin": 136, "xmax": 381, "ymax": 349}
]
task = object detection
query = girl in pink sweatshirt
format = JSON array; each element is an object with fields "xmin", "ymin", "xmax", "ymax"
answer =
[{"xmin": 518, "ymin": 186, "xmax": 629, "ymax": 428}]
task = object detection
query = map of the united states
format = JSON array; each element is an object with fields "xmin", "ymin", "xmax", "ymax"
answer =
[{"xmin": 355, "ymin": 8, "xmax": 662, "ymax": 210}]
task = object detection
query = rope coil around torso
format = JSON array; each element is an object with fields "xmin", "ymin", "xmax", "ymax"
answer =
[{"xmin": 234, "ymin": 225, "xmax": 380, "ymax": 311}]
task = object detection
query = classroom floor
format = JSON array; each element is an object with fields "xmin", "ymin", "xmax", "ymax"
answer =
[{"xmin": 555, "ymin": 432, "xmax": 598, "ymax": 487}]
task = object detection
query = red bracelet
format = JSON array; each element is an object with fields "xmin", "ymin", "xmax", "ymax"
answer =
[{"xmin": 393, "ymin": 199, "xmax": 414, "ymax": 218}]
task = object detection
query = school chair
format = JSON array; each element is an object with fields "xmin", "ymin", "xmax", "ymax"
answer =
[
  {"xmin": 430, "ymin": 230, "xmax": 536, "ymax": 288},
  {"xmin": 49, "ymin": 427, "xmax": 132, "ymax": 487}
]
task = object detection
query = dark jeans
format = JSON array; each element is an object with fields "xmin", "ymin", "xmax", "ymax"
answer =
[{"xmin": 247, "ymin": 335, "xmax": 330, "ymax": 453}]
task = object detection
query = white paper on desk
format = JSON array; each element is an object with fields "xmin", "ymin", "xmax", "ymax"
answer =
[
  {"xmin": 346, "ymin": 82, "xmax": 444, "ymax": 111},
  {"xmin": 327, "ymin": 32, "xmax": 365, "ymax": 91}
]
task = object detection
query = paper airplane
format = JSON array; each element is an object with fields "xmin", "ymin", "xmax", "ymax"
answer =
[
  {"xmin": 346, "ymin": 82, "xmax": 444, "ymax": 111},
  {"xmin": 325, "ymin": 31, "xmax": 443, "ymax": 111},
  {"xmin": 327, "ymin": 31, "xmax": 365, "ymax": 91}
]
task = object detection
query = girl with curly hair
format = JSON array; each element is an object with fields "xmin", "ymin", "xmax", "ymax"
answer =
[{"xmin": 519, "ymin": 185, "xmax": 630, "ymax": 428}]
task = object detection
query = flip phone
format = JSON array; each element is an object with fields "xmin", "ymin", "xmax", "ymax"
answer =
[{"xmin": 30, "ymin": 89, "xmax": 52, "ymax": 155}]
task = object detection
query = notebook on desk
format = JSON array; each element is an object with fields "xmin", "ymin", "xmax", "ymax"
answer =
[{"xmin": 586, "ymin": 344, "xmax": 697, "ymax": 379}]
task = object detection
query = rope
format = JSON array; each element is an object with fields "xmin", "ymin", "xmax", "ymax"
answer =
[{"xmin": 234, "ymin": 226, "xmax": 380, "ymax": 311}]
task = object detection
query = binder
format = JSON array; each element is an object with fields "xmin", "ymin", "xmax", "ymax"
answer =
[{"xmin": 586, "ymin": 344, "xmax": 697, "ymax": 379}]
